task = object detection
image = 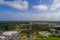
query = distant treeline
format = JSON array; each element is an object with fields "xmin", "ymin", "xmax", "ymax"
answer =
[{"xmin": 0, "ymin": 21, "xmax": 59, "ymax": 31}]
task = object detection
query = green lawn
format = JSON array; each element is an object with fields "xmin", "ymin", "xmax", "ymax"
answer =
[
  {"xmin": 46, "ymin": 37, "xmax": 60, "ymax": 40},
  {"xmin": 35, "ymin": 34, "xmax": 60, "ymax": 40},
  {"xmin": 35, "ymin": 37, "xmax": 60, "ymax": 40}
]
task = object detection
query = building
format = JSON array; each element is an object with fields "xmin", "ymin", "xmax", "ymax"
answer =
[
  {"xmin": 2, "ymin": 31, "xmax": 20, "ymax": 40},
  {"xmin": 2, "ymin": 31, "xmax": 18, "ymax": 36},
  {"xmin": 49, "ymin": 28, "xmax": 60, "ymax": 34},
  {"xmin": 38, "ymin": 31, "xmax": 51, "ymax": 37},
  {"xmin": 0, "ymin": 35, "xmax": 6, "ymax": 40}
]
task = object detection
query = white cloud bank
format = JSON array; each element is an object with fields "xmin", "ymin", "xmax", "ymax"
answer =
[
  {"xmin": 7, "ymin": 11, "xmax": 60, "ymax": 21},
  {"xmin": 50, "ymin": 0, "xmax": 60, "ymax": 10},
  {"xmin": 0, "ymin": 11, "xmax": 60, "ymax": 21},
  {"xmin": 0, "ymin": 0, "xmax": 28, "ymax": 10},
  {"xmin": 40, "ymin": 12, "xmax": 60, "ymax": 21},
  {"xmin": 33, "ymin": 5, "xmax": 48, "ymax": 10},
  {"xmin": 24, "ymin": 12, "xmax": 60, "ymax": 21},
  {"xmin": 33, "ymin": 0, "xmax": 60, "ymax": 11}
]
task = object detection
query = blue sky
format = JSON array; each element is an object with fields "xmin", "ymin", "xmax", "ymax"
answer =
[{"xmin": 0, "ymin": 0, "xmax": 60, "ymax": 21}]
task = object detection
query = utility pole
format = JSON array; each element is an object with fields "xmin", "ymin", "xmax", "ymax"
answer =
[
  {"xmin": 27, "ymin": 22, "xmax": 34, "ymax": 40},
  {"xmin": 29, "ymin": 22, "xmax": 34, "ymax": 40}
]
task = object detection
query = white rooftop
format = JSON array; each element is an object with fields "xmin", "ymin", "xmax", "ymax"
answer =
[
  {"xmin": 2, "ymin": 31, "xmax": 18, "ymax": 36},
  {"xmin": 0, "ymin": 36, "xmax": 5, "ymax": 38},
  {"xmin": 38, "ymin": 31, "xmax": 51, "ymax": 37},
  {"xmin": 50, "ymin": 29, "xmax": 56, "ymax": 31}
]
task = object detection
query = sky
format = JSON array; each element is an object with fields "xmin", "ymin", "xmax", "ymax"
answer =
[{"xmin": 0, "ymin": 0, "xmax": 60, "ymax": 21}]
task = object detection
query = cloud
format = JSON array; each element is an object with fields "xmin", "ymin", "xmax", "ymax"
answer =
[
  {"xmin": 0, "ymin": 11, "xmax": 60, "ymax": 21},
  {"xmin": 33, "ymin": 5, "xmax": 48, "ymax": 10},
  {"xmin": 32, "ymin": 0, "xmax": 60, "ymax": 11},
  {"xmin": 36, "ymin": 12, "xmax": 60, "ymax": 21},
  {"xmin": 0, "ymin": 0, "xmax": 28, "ymax": 10},
  {"xmin": 50, "ymin": 0, "xmax": 60, "ymax": 11},
  {"xmin": 12, "ymin": 11, "xmax": 60, "ymax": 21},
  {"xmin": 23, "ymin": 11, "xmax": 60, "ymax": 21},
  {"xmin": 40, "ymin": 12, "xmax": 60, "ymax": 21}
]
